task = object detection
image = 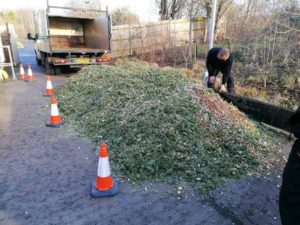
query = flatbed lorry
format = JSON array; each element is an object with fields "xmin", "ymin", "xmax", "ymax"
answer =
[{"xmin": 28, "ymin": 1, "xmax": 111, "ymax": 74}]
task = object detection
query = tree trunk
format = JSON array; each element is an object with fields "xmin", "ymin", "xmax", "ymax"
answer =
[
  {"xmin": 160, "ymin": 0, "xmax": 168, "ymax": 20},
  {"xmin": 244, "ymin": 0, "xmax": 253, "ymax": 23},
  {"xmin": 263, "ymin": 76, "xmax": 267, "ymax": 88}
]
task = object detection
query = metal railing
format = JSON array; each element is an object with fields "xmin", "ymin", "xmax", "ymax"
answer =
[{"xmin": 0, "ymin": 45, "xmax": 16, "ymax": 80}]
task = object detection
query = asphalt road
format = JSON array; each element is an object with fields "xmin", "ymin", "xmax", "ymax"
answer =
[{"xmin": 0, "ymin": 43, "xmax": 288, "ymax": 225}]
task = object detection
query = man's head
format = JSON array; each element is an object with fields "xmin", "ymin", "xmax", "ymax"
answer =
[{"xmin": 217, "ymin": 48, "xmax": 230, "ymax": 61}]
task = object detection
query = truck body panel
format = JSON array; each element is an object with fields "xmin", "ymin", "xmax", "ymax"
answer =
[
  {"xmin": 32, "ymin": 4, "xmax": 111, "ymax": 74},
  {"xmin": 47, "ymin": 16, "xmax": 110, "ymax": 53}
]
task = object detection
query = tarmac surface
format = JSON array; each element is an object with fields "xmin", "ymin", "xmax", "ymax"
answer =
[{"xmin": 0, "ymin": 43, "xmax": 290, "ymax": 225}]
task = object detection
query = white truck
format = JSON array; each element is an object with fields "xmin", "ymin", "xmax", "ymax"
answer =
[{"xmin": 28, "ymin": 1, "xmax": 111, "ymax": 74}]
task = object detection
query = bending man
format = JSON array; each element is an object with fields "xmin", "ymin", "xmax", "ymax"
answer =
[{"xmin": 206, "ymin": 47, "xmax": 234, "ymax": 94}]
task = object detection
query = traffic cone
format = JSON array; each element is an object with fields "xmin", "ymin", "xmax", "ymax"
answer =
[
  {"xmin": 25, "ymin": 65, "xmax": 34, "ymax": 82},
  {"xmin": 90, "ymin": 143, "xmax": 118, "ymax": 198},
  {"xmin": 19, "ymin": 64, "xmax": 26, "ymax": 80},
  {"xmin": 46, "ymin": 96, "xmax": 64, "ymax": 128},
  {"xmin": 44, "ymin": 75, "xmax": 54, "ymax": 97}
]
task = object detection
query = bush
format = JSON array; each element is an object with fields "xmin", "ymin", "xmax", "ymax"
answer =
[
  {"xmin": 279, "ymin": 75, "xmax": 296, "ymax": 89},
  {"xmin": 274, "ymin": 94, "xmax": 297, "ymax": 109}
]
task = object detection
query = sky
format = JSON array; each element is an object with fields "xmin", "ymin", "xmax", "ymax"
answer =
[
  {"xmin": 101, "ymin": 0, "xmax": 159, "ymax": 22},
  {"xmin": 0, "ymin": 0, "xmax": 160, "ymax": 22}
]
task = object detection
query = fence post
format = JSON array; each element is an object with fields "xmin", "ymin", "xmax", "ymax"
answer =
[
  {"xmin": 7, "ymin": 45, "xmax": 16, "ymax": 80},
  {"xmin": 168, "ymin": 19, "xmax": 171, "ymax": 47},
  {"xmin": 194, "ymin": 41, "xmax": 197, "ymax": 63},
  {"xmin": 129, "ymin": 25, "xmax": 132, "ymax": 55}
]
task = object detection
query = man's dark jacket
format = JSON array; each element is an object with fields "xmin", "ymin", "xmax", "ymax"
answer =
[
  {"xmin": 206, "ymin": 47, "xmax": 233, "ymax": 85},
  {"xmin": 280, "ymin": 107, "xmax": 300, "ymax": 225}
]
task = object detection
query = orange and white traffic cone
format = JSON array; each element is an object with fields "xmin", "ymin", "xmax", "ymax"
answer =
[
  {"xmin": 19, "ymin": 64, "xmax": 26, "ymax": 80},
  {"xmin": 25, "ymin": 64, "xmax": 34, "ymax": 82},
  {"xmin": 90, "ymin": 143, "xmax": 118, "ymax": 198},
  {"xmin": 44, "ymin": 75, "xmax": 54, "ymax": 97},
  {"xmin": 46, "ymin": 96, "xmax": 64, "ymax": 128}
]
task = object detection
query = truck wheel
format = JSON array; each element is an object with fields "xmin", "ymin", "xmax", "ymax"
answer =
[
  {"xmin": 55, "ymin": 66, "xmax": 61, "ymax": 75},
  {"xmin": 41, "ymin": 53, "xmax": 46, "ymax": 66},
  {"xmin": 36, "ymin": 57, "xmax": 42, "ymax": 65},
  {"xmin": 46, "ymin": 61, "xmax": 55, "ymax": 75}
]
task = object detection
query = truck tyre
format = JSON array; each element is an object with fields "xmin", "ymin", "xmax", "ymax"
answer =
[
  {"xmin": 55, "ymin": 66, "xmax": 61, "ymax": 75},
  {"xmin": 36, "ymin": 57, "xmax": 42, "ymax": 65},
  {"xmin": 46, "ymin": 60, "xmax": 55, "ymax": 75},
  {"xmin": 41, "ymin": 52, "xmax": 46, "ymax": 66}
]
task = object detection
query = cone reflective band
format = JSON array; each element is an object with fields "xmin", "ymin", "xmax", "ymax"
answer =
[
  {"xmin": 19, "ymin": 64, "xmax": 26, "ymax": 80},
  {"xmin": 90, "ymin": 143, "xmax": 118, "ymax": 198},
  {"xmin": 51, "ymin": 100, "xmax": 60, "ymax": 123},
  {"xmin": 44, "ymin": 75, "xmax": 54, "ymax": 96},
  {"xmin": 46, "ymin": 96, "xmax": 64, "ymax": 128},
  {"xmin": 25, "ymin": 65, "xmax": 34, "ymax": 81}
]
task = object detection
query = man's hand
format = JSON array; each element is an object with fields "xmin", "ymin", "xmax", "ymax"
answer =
[
  {"xmin": 209, "ymin": 76, "xmax": 216, "ymax": 84},
  {"xmin": 220, "ymin": 84, "xmax": 226, "ymax": 93}
]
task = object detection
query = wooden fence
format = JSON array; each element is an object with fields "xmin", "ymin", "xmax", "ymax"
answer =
[{"xmin": 111, "ymin": 17, "xmax": 206, "ymax": 57}]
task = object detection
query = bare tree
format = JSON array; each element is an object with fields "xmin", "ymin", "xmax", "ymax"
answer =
[
  {"xmin": 111, "ymin": 7, "xmax": 140, "ymax": 25},
  {"xmin": 183, "ymin": 0, "xmax": 203, "ymax": 60},
  {"xmin": 224, "ymin": 0, "xmax": 299, "ymax": 89},
  {"xmin": 156, "ymin": 0, "xmax": 186, "ymax": 20},
  {"xmin": 0, "ymin": 11, "xmax": 16, "ymax": 24},
  {"xmin": 159, "ymin": 0, "xmax": 168, "ymax": 20},
  {"xmin": 202, "ymin": 0, "xmax": 232, "ymax": 42},
  {"xmin": 0, "ymin": 9, "xmax": 35, "ymax": 39},
  {"xmin": 215, "ymin": 0, "xmax": 233, "ymax": 38},
  {"xmin": 65, "ymin": 0, "xmax": 101, "ymax": 9},
  {"xmin": 171, "ymin": 0, "xmax": 186, "ymax": 19}
]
